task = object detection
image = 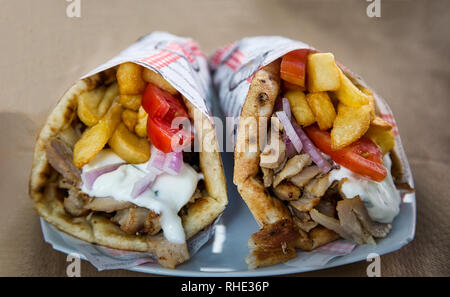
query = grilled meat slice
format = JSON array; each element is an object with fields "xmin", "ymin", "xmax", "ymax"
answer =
[
  {"xmin": 147, "ymin": 234, "xmax": 189, "ymax": 269},
  {"xmin": 336, "ymin": 198, "xmax": 376, "ymax": 245},
  {"xmin": 46, "ymin": 136, "xmax": 81, "ymax": 186},
  {"xmin": 85, "ymin": 197, "xmax": 133, "ymax": 213},
  {"xmin": 111, "ymin": 207, "xmax": 149, "ymax": 234},
  {"xmin": 260, "ymin": 117, "xmax": 286, "ymax": 169},
  {"xmin": 314, "ymin": 198, "xmax": 337, "ymax": 218},
  {"xmin": 144, "ymin": 210, "xmax": 162, "ymax": 235},
  {"xmin": 273, "ymin": 182, "xmax": 300, "ymax": 201},
  {"xmin": 289, "ymin": 165, "xmax": 322, "ymax": 188},
  {"xmin": 261, "ymin": 167, "xmax": 274, "ymax": 187},
  {"xmin": 309, "ymin": 208, "xmax": 353, "ymax": 241},
  {"xmin": 273, "ymin": 154, "xmax": 311, "ymax": 187},
  {"xmin": 64, "ymin": 187, "xmax": 89, "ymax": 217},
  {"xmin": 293, "ymin": 216, "xmax": 318, "ymax": 232},
  {"xmin": 304, "ymin": 173, "xmax": 332, "ymax": 197},
  {"xmin": 290, "ymin": 194, "xmax": 321, "ymax": 212},
  {"xmin": 246, "ymin": 219, "xmax": 300, "ymax": 269},
  {"xmin": 337, "ymin": 197, "xmax": 391, "ymax": 239}
]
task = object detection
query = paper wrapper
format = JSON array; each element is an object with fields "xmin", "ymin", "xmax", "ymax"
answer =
[
  {"xmin": 41, "ymin": 31, "xmax": 218, "ymax": 270},
  {"xmin": 211, "ymin": 36, "xmax": 415, "ymax": 267}
]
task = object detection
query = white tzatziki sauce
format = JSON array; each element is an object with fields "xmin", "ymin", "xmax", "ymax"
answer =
[
  {"xmin": 328, "ymin": 153, "xmax": 401, "ymax": 223},
  {"xmin": 81, "ymin": 149, "xmax": 202, "ymax": 244}
]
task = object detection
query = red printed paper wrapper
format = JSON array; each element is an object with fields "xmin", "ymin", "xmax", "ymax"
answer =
[
  {"xmin": 211, "ymin": 36, "xmax": 415, "ymax": 267},
  {"xmin": 40, "ymin": 32, "xmax": 221, "ymax": 271}
]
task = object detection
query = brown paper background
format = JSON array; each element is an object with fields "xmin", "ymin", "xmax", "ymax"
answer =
[{"xmin": 0, "ymin": 0, "xmax": 448, "ymax": 276}]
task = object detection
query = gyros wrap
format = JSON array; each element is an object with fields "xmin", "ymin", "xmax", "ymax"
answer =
[
  {"xmin": 211, "ymin": 36, "xmax": 413, "ymax": 269},
  {"xmin": 29, "ymin": 32, "xmax": 227, "ymax": 269}
]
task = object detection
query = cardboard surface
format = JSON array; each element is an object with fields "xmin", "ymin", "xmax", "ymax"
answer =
[{"xmin": 0, "ymin": 0, "xmax": 448, "ymax": 276}]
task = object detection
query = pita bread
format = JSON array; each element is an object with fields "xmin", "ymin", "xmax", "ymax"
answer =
[
  {"xmin": 234, "ymin": 60, "xmax": 404, "ymax": 269},
  {"xmin": 29, "ymin": 68, "xmax": 228, "ymax": 269}
]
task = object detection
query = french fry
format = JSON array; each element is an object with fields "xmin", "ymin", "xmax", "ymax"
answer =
[
  {"xmin": 306, "ymin": 53, "xmax": 341, "ymax": 92},
  {"xmin": 365, "ymin": 124, "xmax": 395, "ymax": 154},
  {"xmin": 119, "ymin": 94, "xmax": 142, "ymax": 111},
  {"xmin": 109, "ymin": 123, "xmax": 150, "ymax": 164},
  {"xmin": 360, "ymin": 87, "xmax": 376, "ymax": 120},
  {"xmin": 73, "ymin": 102, "xmax": 123, "ymax": 168},
  {"xmin": 371, "ymin": 116, "xmax": 393, "ymax": 130},
  {"xmin": 306, "ymin": 92, "xmax": 336, "ymax": 130},
  {"xmin": 333, "ymin": 69, "xmax": 370, "ymax": 107},
  {"xmin": 285, "ymin": 90, "xmax": 315, "ymax": 127},
  {"xmin": 331, "ymin": 103, "xmax": 371, "ymax": 150},
  {"xmin": 116, "ymin": 62, "xmax": 147, "ymax": 95},
  {"xmin": 77, "ymin": 86, "xmax": 106, "ymax": 126},
  {"xmin": 122, "ymin": 109, "xmax": 138, "ymax": 131},
  {"xmin": 135, "ymin": 106, "xmax": 148, "ymax": 137},
  {"xmin": 142, "ymin": 68, "xmax": 178, "ymax": 95}
]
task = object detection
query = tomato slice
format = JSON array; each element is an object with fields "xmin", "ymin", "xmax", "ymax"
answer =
[
  {"xmin": 304, "ymin": 125, "xmax": 387, "ymax": 182},
  {"xmin": 142, "ymin": 83, "xmax": 192, "ymax": 153},
  {"xmin": 280, "ymin": 49, "xmax": 310, "ymax": 89},
  {"xmin": 142, "ymin": 83, "xmax": 188, "ymax": 119},
  {"xmin": 147, "ymin": 117, "xmax": 192, "ymax": 153}
]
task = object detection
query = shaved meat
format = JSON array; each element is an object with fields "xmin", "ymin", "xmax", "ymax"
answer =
[
  {"xmin": 288, "ymin": 206, "xmax": 311, "ymax": 222},
  {"xmin": 260, "ymin": 117, "xmax": 286, "ymax": 169},
  {"xmin": 261, "ymin": 167, "xmax": 274, "ymax": 187},
  {"xmin": 64, "ymin": 187, "xmax": 89, "ymax": 217},
  {"xmin": 85, "ymin": 197, "xmax": 133, "ymax": 213},
  {"xmin": 246, "ymin": 219, "xmax": 300, "ymax": 268},
  {"xmin": 314, "ymin": 199, "xmax": 337, "ymax": 218},
  {"xmin": 144, "ymin": 210, "xmax": 161, "ymax": 235},
  {"xmin": 304, "ymin": 173, "xmax": 332, "ymax": 197},
  {"xmin": 309, "ymin": 226, "xmax": 340, "ymax": 249},
  {"xmin": 273, "ymin": 182, "xmax": 300, "ymax": 201},
  {"xmin": 273, "ymin": 154, "xmax": 311, "ymax": 187},
  {"xmin": 111, "ymin": 207, "xmax": 149, "ymax": 234},
  {"xmin": 46, "ymin": 136, "xmax": 81, "ymax": 186},
  {"xmin": 147, "ymin": 234, "xmax": 189, "ymax": 269},
  {"xmin": 337, "ymin": 198, "xmax": 391, "ymax": 239},
  {"xmin": 290, "ymin": 194, "xmax": 321, "ymax": 212},
  {"xmin": 310, "ymin": 209, "xmax": 353, "ymax": 241},
  {"xmin": 289, "ymin": 165, "xmax": 322, "ymax": 188},
  {"xmin": 336, "ymin": 199, "xmax": 375, "ymax": 245},
  {"xmin": 293, "ymin": 216, "xmax": 318, "ymax": 232}
]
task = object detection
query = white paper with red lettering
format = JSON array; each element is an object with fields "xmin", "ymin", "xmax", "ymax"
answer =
[
  {"xmin": 211, "ymin": 36, "xmax": 415, "ymax": 267},
  {"xmin": 41, "ymin": 32, "xmax": 218, "ymax": 271},
  {"xmin": 83, "ymin": 31, "xmax": 212, "ymax": 115}
]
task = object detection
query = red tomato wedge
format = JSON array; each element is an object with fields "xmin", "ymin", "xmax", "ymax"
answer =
[
  {"xmin": 142, "ymin": 83, "xmax": 193, "ymax": 153},
  {"xmin": 280, "ymin": 49, "xmax": 310, "ymax": 89},
  {"xmin": 147, "ymin": 117, "xmax": 192, "ymax": 153},
  {"xmin": 304, "ymin": 125, "xmax": 387, "ymax": 182},
  {"xmin": 142, "ymin": 83, "xmax": 188, "ymax": 119}
]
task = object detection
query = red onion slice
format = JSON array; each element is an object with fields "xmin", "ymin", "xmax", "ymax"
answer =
[
  {"xmin": 276, "ymin": 111, "xmax": 303, "ymax": 153},
  {"xmin": 147, "ymin": 147, "xmax": 166, "ymax": 172},
  {"xmin": 163, "ymin": 152, "xmax": 183, "ymax": 175},
  {"xmin": 81, "ymin": 163, "xmax": 124, "ymax": 191},
  {"xmin": 291, "ymin": 121, "xmax": 332, "ymax": 174},
  {"xmin": 282, "ymin": 97, "xmax": 291, "ymax": 120},
  {"xmin": 131, "ymin": 169, "xmax": 159, "ymax": 199},
  {"xmin": 273, "ymin": 97, "xmax": 283, "ymax": 112},
  {"xmin": 285, "ymin": 136, "xmax": 297, "ymax": 159}
]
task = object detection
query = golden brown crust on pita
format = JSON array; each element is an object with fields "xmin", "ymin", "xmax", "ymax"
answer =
[
  {"xmin": 29, "ymin": 69, "xmax": 227, "ymax": 269},
  {"xmin": 234, "ymin": 59, "xmax": 292, "ymax": 227}
]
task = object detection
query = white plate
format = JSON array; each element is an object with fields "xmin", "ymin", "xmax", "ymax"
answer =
[{"xmin": 40, "ymin": 148, "xmax": 416, "ymax": 276}]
